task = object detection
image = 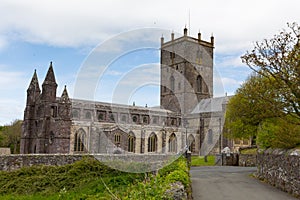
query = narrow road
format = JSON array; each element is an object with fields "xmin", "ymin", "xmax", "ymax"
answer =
[{"xmin": 190, "ymin": 166, "xmax": 298, "ymax": 200}]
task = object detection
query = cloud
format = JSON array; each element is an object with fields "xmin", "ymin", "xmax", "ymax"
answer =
[
  {"xmin": 0, "ymin": 99, "xmax": 24, "ymax": 125},
  {"xmin": 0, "ymin": 65, "xmax": 27, "ymax": 89},
  {"xmin": 1, "ymin": 0, "xmax": 299, "ymax": 50}
]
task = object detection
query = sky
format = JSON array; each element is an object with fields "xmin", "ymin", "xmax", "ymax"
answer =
[{"xmin": 0, "ymin": 0, "xmax": 299, "ymax": 125}]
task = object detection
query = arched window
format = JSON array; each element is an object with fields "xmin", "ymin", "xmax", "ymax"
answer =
[
  {"xmin": 72, "ymin": 110, "xmax": 79, "ymax": 118},
  {"xmin": 114, "ymin": 133, "xmax": 121, "ymax": 145},
  {"xmin": 188, "ymin": 135, "xmax": 196, "ymax": 153},
  {"xmin": 128, "ymin": 132, "xmax": 135, "ymax": 153},
  {"xmin": 170, "ymin": 76, "xmax": 175, "ymax": 92},
  {"xmin": 85, "ymin": 111, "xmax": 91, "ymax": 119},
  {"xmin": 148, "ymin": 133, "xmax": 157, "ymax": 152},
  {"xmin": 98, "ymin": 112, "xmax": 105, "ymax": 121},
  {"xmin": 74, "ymin": 129, "xmax": 86, "ymax": 152},
  {"xmin": 168, "ymin": 133, "xmax": 177, "ymax": 153},
  {"xmin": 132, "ymin": 115, "xmax": 138, "ymax": 123},
  {"xmin": 208, "ymin": 129, "xmax": 213, "ymax": 144},
  {"xmin": 197, "ymin": 75, "xmax": 202, "ymax": 93}
]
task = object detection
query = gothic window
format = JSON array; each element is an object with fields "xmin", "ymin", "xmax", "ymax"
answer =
[
  {"xmin": 114, "ymin": 133, "xmax": 121, "ymax": 145},
  {"xmin": 85, "ymin": 111, "xmax": 91, "ymax": 119},
  {"xmin": 171, "ymin": 118, "xmax": 176, "ymax": 126},
  {"xmin": 109, "ymin": 112, "xmax": 115, "ymax": 122},
  {"xmin": 148, "ymin": 133, "xmax": 157, "ymax": 152},
  {"xmin": 49, "ymin": 131, "xmax": 54, "ymax": 145},
  {"xmin": 74, "ymin": 129, "xmax": 86, "ymax": 152},
  {"xmin": 132, "ymin": 115, "xmax": 138, "ymax": 123},
  {"xmin": 176, "ymin": 65, "xmax": 178, "ymax": 70},
  {"xmin": 188, "ymin": 135, "xmax": 196, "ymax": 153},
  {"xmin": 170, "ymin": 76, "xmax": 175, "ymax": 92},
  {"xmin": 168, "ymin": 133, "xmax": 177, "ymax": 153},
  {"xmin": 143, "ymin": 116, "xmax": 149, "ymax": 124},
  {"xmin": 72, "ymin": 110, "xmax": 79, "ymax": 118},
  {"xmin": 97, "ymin": 111, "xmax": 106, "ymax": 121},
  {"xmin": 178, "ymin": 82, "xmax": 181, "ymax": 90},
  {"xmin": 208, "ymin": 129, "xmax": 213, "ymax": 144},
  {"xmin": 51, "ymin": 106, "xmax": 57, "ymax": 118},
  {"xmin": 128, "ymin": 132, "xmax": 135, "ymax": 153},
  {"xmin": 197, "ymin": 75, "xmax": 202, "ymax": 93}
]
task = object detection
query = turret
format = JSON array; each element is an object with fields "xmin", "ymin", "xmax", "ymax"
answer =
[
  {"xmin": 184, "ymin": 27, "xmax": 188, "ymax": 36},
  {"xmin": 41, "ymin": 62, "xmax": 57, "ymax": 101},
  {"xmin": 59, "ymin": 85, "xmax": 71, "ymax": 119},
  {"xmin": 210, "ymin": 34, "xmax": 214, "ymax": 46},
  {"xmin": 26, "ymin": 69, "xmax": 41, "ymax": 105}
]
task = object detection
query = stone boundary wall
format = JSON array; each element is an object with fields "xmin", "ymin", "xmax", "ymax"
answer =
[
  {"xmin": 239, "ymin": 154, "xmax": 257, "ymax": 167},
  {"xmin": 0, "ymin": 154, "xmax": 176, "ymax": 171},
  {"xmin": 257, "ymin": 149, "xmax": 300, "ymax": 198}
]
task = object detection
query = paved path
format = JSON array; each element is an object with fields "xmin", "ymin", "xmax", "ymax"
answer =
[{"xmin": 190, "ymin": 166, "xmax": 298, "ymax": 200}]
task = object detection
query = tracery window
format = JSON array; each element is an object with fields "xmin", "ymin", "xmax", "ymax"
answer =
[
  {"xmin": 148, "ymin": 133, "xmax": 157, "ymax": 152},
  {"xmin": 170, "ymin": 76, "xmax": 175, "ymax": 92},
  {"xmin": 197, "ymin": 75, "xmax": 202, "ymax": 93},
  {"xmin": 168, "ymin": 133, "xmax": 177, "ymax": 153},
  {"xmin": 128, "ymin": 132, "xmax": 135, "ymax": 153},
  {"xmin": 114, "ymin": 133, "xmax": 121, "ymax": 145},
  {"xmin": 74, "ymin": 129, "xmax": 86, "ymax": 152}
]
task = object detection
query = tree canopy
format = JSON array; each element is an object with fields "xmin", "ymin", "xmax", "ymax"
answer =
[
  {"xmin": 225, "ymin": 23, "xmax": 300, "ymax": 148},
  {"xmin": 241, "ymin": 22, "xmax": 300, "ymax": 118},
  {"xmin": 0, "ymin": 119, "xmax": 22, "ymax": 154}
]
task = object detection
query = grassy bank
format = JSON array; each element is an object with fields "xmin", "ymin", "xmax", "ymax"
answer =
[
  {"xmin": 0, "ymin": 156, "xmax": 190, "ymax": 199},
  {"xmin": 191, "ymin": 155, "xmax": 215, "ymax": 166}
]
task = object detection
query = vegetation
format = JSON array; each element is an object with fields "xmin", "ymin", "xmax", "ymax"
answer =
[
  {"xmin": 239, "ymin": 148, "xmax": 257, "ymax": 155},
  {"xmin": 191, "ymin": 155, "xmax": 215, "ymax": 166},
  {"xmin": 0, "ymin": 157, "xmax": 191, "ymax": 199},
  {"xmin": 0, "ymin": 119, "xmax": 22, "ymax": 153},
  {"xmin": 225, "ymin": 22, "xmax": 300, "ymax": 149}
]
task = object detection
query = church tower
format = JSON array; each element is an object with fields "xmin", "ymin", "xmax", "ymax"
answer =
[
  {"xmin": 20, "ymin": 70, "xmax": 41, "ymax": 154},
  {"xmin": 21, "ymin": 62, "xmax": 71, "ymax": 154},
  {"xmin": 160, "ymin": 28, "xmax": 214, "ymax": 115}
]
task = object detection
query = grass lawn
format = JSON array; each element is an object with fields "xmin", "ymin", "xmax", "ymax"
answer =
[
  {"xmin": 240, "ymin": 148, "xmax": 257, "ymax": 154},
  {"xmin": 191, "ymin": 155, "xmax": 215, "ymax": 166}
]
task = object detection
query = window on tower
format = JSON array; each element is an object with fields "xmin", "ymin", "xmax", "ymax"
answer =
[
  {"xmin": 170, "ymin": 76, "xmax": 175, "ymax": 92},
  {"xmin": 197, "ymin": 75, "xmax": 202, "ymax": 93}
]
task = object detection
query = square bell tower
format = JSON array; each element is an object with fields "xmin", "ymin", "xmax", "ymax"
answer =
[{"xmin": 160, "ymin": 28, "xmax": 214, "ymax": 114}]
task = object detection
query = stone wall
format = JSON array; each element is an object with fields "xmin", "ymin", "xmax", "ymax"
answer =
[
  {"xmin": 239, "ymin": 154, "xmax": 257, "ymax": 167},
  {"xmin": 256, "ymin": 149, "xmax": 300, "ymax": 198},
  {"xmin": 0, "ymin": 154, "xmax": 176, "ymax": 172}
]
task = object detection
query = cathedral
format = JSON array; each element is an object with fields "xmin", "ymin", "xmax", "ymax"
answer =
[{"xmin": 21, "ymin": 28, "xmax": 249, "ymax": 155}]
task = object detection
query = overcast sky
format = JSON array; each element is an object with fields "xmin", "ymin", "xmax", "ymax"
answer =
[{"xmin": 0, "ymin": 0, "xmax": 299, "ymax": 125}]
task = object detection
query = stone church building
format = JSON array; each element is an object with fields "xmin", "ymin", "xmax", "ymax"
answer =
[{"xmin": 21, "ymin": 28, "xmax": 249, "ymax": 155}]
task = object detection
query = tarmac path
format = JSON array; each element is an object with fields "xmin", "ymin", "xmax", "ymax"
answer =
[{"xmin": 190, "ymin": 166, "xmax": 298, "ymax": 200}]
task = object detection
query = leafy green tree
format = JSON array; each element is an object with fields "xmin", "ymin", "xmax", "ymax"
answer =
[
  {"xmin": 257, "ymin": 117, "xmax": 300, "ymax": 148},
  {"xmin": 225, "ymin": 23, "xmax": 300, "ymax": 148},
  {"xmin": 224, "ymin": 74, "xmax": 282, "ymax": 139},
  {"xmin": 0, "ymin": 120, "xmax": 22, "ymax": 153},
  {"xmin": 241, "ymin": 22, "xmax": 300, "ymax": 118}
]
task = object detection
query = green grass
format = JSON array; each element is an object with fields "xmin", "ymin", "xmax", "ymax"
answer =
[
  {"xmin": 191, "ymin": 155, "xmax": 215, "ymax": 166},
  {"xmin": 0, "ymin": 156, "xmax": 191, "ymax": 199},
  {"xmin": 240, "ymin": 148, "xmax": 257, "ymax": 154}
]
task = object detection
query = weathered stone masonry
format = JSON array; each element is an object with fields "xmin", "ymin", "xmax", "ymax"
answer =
[
  {"xmin": 0, "ymin": 154, "xmax": 175, "ymax": 171},
  {"xmin": 256, "ymin": 149, "xmax": 300, "ymax": 198}
]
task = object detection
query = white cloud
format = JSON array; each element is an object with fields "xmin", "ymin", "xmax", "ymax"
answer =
[{"xmin": 1, "ymin": 0, "xmax": 299, "ymax": 50}]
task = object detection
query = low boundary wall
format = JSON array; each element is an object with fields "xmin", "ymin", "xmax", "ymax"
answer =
[
  {"xmin": 0, "ymin": 154, "xmax": 176, "ymax": 171},
  {"xmin": 256, "ymin": 149, "xmax": 300, "ymax": 198}
]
